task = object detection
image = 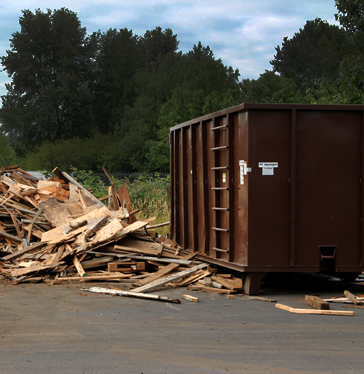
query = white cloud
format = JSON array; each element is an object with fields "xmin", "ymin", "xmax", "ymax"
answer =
[{"xmin": 0, "ymin": 0, "xmax": 340, "ymax": 99}]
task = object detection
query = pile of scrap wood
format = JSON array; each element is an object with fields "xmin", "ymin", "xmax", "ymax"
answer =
[{"xmin": 0, "ymin": 165, "xmax": 242, "ymax": 298}]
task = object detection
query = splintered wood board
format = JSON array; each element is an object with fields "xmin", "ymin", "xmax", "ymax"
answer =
[
  {"xmin": 135, "ymin": 263, "xmax": 180, "ymax": 286},
  {"xmin": 91, "ymin": 218, "xmax": 123, "ymax": 245},
  {"xmin": 41, "ymin": 207, "xmax": 110, "ymax": 243},
  {"xmin": 132, "ymin": 263, "xmax": 208, "ymax": 293}
]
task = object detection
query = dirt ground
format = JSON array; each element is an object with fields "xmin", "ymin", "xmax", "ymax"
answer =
[{"xmin": 0, "ymin": 273, "xmax": 363, "ymax": 374}]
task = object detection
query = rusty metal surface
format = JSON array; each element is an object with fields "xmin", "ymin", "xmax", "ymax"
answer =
[{"xmin": 170, "ymin": 103, "xmax": 364, "ymax": 275}]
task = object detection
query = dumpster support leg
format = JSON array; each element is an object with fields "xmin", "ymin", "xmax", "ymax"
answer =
[{"xmin": 243, "ymin": 272, "xmax": 267, "ymax": 295}]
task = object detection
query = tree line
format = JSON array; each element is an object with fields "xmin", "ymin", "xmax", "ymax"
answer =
[{"xmin": 0, "ymin": 0, "xmax": 362, "ymax": 171}]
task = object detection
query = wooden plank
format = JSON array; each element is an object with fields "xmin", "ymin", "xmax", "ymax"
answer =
[
  {"xmin": 172, "ymin": 269, "xmax": 211, "ymax": 287},
  {"xmin": 344, "ymin": 290, "xmax": 361, "ymax": 305},
  {"xmin": 187, "ymin": 284, "xmax": 235, "ymax": 294},
  {"xmin": 0, "ymin": 230, "xmax": 23, "ymax": 244},
  {"xmin": 211, "ymin": 276, "xmax": 243, "ymax": 291},
  {"xmin": 2, "ymin": 242, "xmax": 47, "ymax": 261},
  {"xmin": 136, "ymin": 263, "xmax": 180, "ymax": 286},
  {"xmin": 53, "ymin": 274, "xmax": 132, "ymax": 282},
  {"xmin": 81, "ymin": 256, "xmax": 115, "ymax": 269},
  {"xmin": 10, "ymin": 262, "xmax": 63, "ymax": 278},
  {"xmin": 91, "ymin": 218, "xmax": 123, "ymax": 245},
  {"xmin": 52, "ymin": 245, "xmax": 65, "ymax": 263},
  {"xmin": 83, "ymin": 286, "xmax": 180, "ymax": 303},
  {"xmin": 245, "ymin": 295, "xmax": 277, "ymax": 303},
  {"xmin": 73, "ymin": 255, "xmax": 86, "ymax": 277},
  {"xmin": 114, "ymin": 244, "xmax": 159, "ymax": 256},
  {"xmin": 26, "ymin": 207, "xmax": 44, "ymax": 244},
  {"xmin": 41, "ymin": 206, "xmax": 110, "ymax": 243},
  {"xmin": 183, "ymin": 294, "xmax": 199, "ymax": 302},
  {"xmin": 275, "ymin": 303, "xmax": 354, "ymax": 316},
  {"xmin": 323, "ymin": 297, "xmax": 364, "ymax": 303},
  {"xmin": 132, "ymin": 263, "xmax": 208, "ymax": 293},
  {"xmin": 305, "ymin": 295, "xmax": 330, "ymax": 310},
  {"xmin": 124, "ymin": 255, "xmax": 192, "ymax": 265}
]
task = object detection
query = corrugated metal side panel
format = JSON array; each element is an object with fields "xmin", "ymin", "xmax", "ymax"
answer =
[{"xmin": 295, "ymin": 109, "xmax": 362, "ymax": 271}]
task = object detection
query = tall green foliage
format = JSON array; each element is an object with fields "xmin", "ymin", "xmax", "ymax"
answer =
[
  {"xmin": 0, "ymin": 8, "xmax": 95, "ymax": 156},
  {"xmin": 270, "ymin": 18, "xmax": 347, "ymax": 94}
]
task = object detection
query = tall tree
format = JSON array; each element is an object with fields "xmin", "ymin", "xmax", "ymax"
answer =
[
  {"xmin": 270, "ymin": 18, "xmax": 347, "ymax": 93},
  {"xmin": 91, "ymin": 28, "xmax": 139, "ymax": 134},
  {"xmin": 0, "ymin": 8, "xmax": 94, "ymax": 156},
  {"xmin": 239, "ymin": 70, "xmax": 311, "ymax": 104},
  {"xmin": 315, "ymin": 1, "xmax": 364, "ymax": 104}
]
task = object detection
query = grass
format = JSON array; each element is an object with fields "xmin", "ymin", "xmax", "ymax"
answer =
[{"xmin": 71, "ymin": 169, "xmax": 171, "ymax": 235}]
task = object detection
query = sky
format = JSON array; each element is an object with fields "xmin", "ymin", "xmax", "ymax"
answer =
[{"xmin": 0, "ymin": 0, "xmax": 339, "ymax": 98}]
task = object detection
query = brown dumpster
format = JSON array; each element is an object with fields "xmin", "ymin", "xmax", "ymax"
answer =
[{"xmin": 169, "ymin": 103, "xmax": 364, "ymax": 293}]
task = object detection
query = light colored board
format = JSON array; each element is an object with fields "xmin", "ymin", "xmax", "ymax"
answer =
[
  {"xmin": 53, "ymin": 273, "xmax": 132, "ymax": 282},
  {"xmin": 183, "ymin": 294, "xmax": 199, "ymax": 302},
  {"xmin": 212, "ymin": 276, "xmax": 243, "ymax": 291},
  {"xmin": 275, "ymin": 303, "xmax": 354, "ymax": 316},
  {"xmin": 73, "ymin": 255, "xmax": 86, "ymax": 277},
  {"xmin": 10, "ymin": 262, "xmax": 63, "ymax": 278},
  {"xmin": 187, "ymin": 284, "xmax": 235, "ymax": 294},
  {"xmin": 83, "ymin": 286, "xmax": 180, "ymax": 303},
  {"xmin": 91, "ymin": 218, "xmax": 123, "ymax": 245},
  {"xmin": 41, "ymin": 206, "xmax": 110, "ymax": 243},
  {"xmin": 136, "ymin": 263, "xmax": 180, "ymax": 286},
  {"xmin": 132, "ymin": 263, "xmax": 208, "ymax": 293}
]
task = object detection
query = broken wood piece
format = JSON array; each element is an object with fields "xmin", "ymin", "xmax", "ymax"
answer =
[
  {"xmin": 26, "ymin": 206, "xmax": 44, "ymax": 244},
  {"xmin": 183, "ymin": 294, "xmax": 199, "ymax": 302},
  {"xmin": 73, "ymin": 255, "xmax": 86, "ymax": 277},
  {"xmin": 0, "ymin": 229, "xmax": 23, "ymax": 244},
  {"xmin": 136, "ymin": 263, "xmax": 180, "ymax": 286},
  {"xmin": 2, "ymin": 242, "xmax": 48, "ymax": 261},
  {"xmin": 11, "ymin": 262, "xmax": 64, "ymax": 278},
  {"xmin": 60, "ymin": 171, "xmax": 105, "ymax": 208},
  {"xmin": 83, "ymin": 286, "xmax": 180, "ymax": 303},
  {"xmin": 275, "ymin": 303, "xmax": 354, "ymax": 316},
  {"xmin": 211, "ymin": 276, "xmax": 243, "ymax": 291},
  {"xmin": 305, "ymin": 295, "xmax": 330, "ymax": 310},
  {"xmin": 52, "ymin": 274, "xmax": 132, "ymax": 282},
  {"xmin": 132, "ymin": 263, "xmax": 208, "ymax": 293},
  {"xmin": 245, "ymin": 295, "xmax": 277, "ymax": 303},
  {"xmin": 344, "ymin": 290, "xmax": 361, "ymax": 305},
  {"xmin": 187, "ymin": 284, "xmax": 236, "ymax": 294}
]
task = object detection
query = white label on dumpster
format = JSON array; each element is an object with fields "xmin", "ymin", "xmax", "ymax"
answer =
[
  {"xmin": 259, "ymin": 162, "xmax": 278, "ymax": 176},
  {"xmin": 239, "ymin": 160, "xmax": 244, "ymax": 185}
]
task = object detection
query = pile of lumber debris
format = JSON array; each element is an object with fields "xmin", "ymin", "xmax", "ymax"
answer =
[{"xmin": 0, "ymin": 165, "xmax": 243, "ymax": 300}]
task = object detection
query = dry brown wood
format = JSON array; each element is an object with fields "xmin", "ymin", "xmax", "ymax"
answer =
[
  {"xmin": 183, "ymin": 294, "xmax": 199, "ymax": 302},
  {"xmin": 53, "ymin": 273, "xmax": 132, "ymax": 282},
  {"xmin": 0, "ymin": 229, "xmax": 23, "ymax": 244},
  {"xmin": 187, "ymin": 284, "xmax": 236, "ymax": 294},
  {"xmin": 305, "ymin": 295, "xmax": 330, "ymax": 310},
  {"xmin": 73, "ymin": 255, "xmax": 86, "ymax": 277},
  {"xmin": 10, "ymin": 262, "xmax": 64, "ymax": 278},
  {"xmin": 344, "ymin": 290, "xmax": 361, "ymax": 305},
  {"xmin": 135, "ymin": 263, "xmax": 180, "ymax": 286},
  {"xmin": 133, "ymin": 263, "xmax": 208, "ymax": 293},
  {"xmin": 211, "ymin": 276, "xmax": 243, "ymax": 291},
  {"xmin": 2, "ymin": 242, "xmax": 48, "ymax": 261}
]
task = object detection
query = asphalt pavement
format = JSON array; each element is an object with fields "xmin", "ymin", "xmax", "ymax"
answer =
[{"xmin": 0, "ymin": 273, "xmax": 363, "ymax": 374}]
